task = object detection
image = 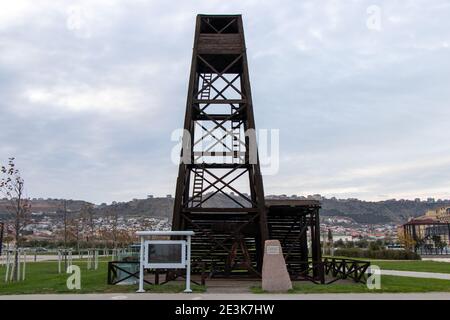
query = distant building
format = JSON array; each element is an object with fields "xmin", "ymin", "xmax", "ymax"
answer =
[
  {"xmin": 307, "ymin": 194, "xmax": 323, "ymax": 201},
  {"xmin": 333, "ymin": 234, "xmax": 353, "ymax": 242},
  {"xmin": 401, "ymin": 206, "xmax": 450, "ymax": 255},
  {"xmin": 424, "ymin": 207, "xmax": 450, "ymax": 221}
]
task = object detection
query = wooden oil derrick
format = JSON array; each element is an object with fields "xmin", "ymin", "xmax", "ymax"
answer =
[
  {"xmin": 172, "ymin": 14, "xmax": 268, "ymax": 276},
  {"xmin": 172, "ymin": 14, "xmax": 325, "ymax": 283}
]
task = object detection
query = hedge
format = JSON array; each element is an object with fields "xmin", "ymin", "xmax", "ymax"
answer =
[{"xmin": 333, "ymin": 248, "xmax": 421, "ymax": 260}]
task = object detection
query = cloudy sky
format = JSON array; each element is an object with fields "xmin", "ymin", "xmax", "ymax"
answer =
[{"xmin": 1, "ymin": 0, "xmax": 450, "ymax": 203}]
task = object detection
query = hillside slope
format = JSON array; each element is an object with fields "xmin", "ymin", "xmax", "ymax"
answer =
[{"xmin": 1, "ymin": 196, "xmax": 449, "ymax": 224}]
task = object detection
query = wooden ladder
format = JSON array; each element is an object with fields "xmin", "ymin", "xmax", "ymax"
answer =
[
  {"xmin": 200, "ymin": 73, "xmax": 213, "ymax": 100},
  {"xmin": 191, "ymin": 167, "xmax": 205, "ymax": 207},
  {"xmin": 233, "ymin": 121, "xmax": 241, "ymax": 163}
]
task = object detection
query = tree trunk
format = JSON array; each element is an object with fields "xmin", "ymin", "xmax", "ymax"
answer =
[{"xmin": 13, "ymin": 225, "xmax": 19, "ymax": 281}]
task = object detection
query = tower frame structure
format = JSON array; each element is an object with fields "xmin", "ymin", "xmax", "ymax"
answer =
[{"xmin": 172, "ymin": 14, "xmax": 268, "ymax": 275}]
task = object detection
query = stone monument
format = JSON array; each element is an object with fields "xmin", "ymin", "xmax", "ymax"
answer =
[{"xmin": 262, "ymin": 239, "xmax": 293, "ymax": 292}]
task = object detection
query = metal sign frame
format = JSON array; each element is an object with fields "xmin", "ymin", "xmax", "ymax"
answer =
[
  {"xmin": 144, "ymin": 240, "xmax": 186, "ymax": 269},
  {"xmin": 136, "ymin": 230, "xmax": 194, "ymax": 293}
]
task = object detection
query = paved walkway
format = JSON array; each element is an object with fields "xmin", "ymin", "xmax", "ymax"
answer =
[
  {"xmin": 422, "ymin": 257, "xmax": 450, "ymax": 263},
  {"xmin": 380, "ymin": 269, "xmax": 450, "ymax": 280},
  {"xmin": 0, "ymin": 292, "xmax": 449, "ymax": 300}
]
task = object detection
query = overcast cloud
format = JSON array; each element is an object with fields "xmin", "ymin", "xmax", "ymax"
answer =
[{"xmin": 1, "ymin": 0, "xmax": 450, "ymax": 203}]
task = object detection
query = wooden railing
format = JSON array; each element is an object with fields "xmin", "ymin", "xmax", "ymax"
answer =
[{"xmin": 323, "ymin": 257, "xmax": 371, "ymax": 284}]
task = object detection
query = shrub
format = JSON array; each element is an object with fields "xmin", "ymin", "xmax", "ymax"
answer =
[{"xmin": 334, "ymin": 248, "xmax": 421, "ymax": 260}]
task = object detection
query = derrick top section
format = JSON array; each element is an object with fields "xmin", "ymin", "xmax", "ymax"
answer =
[
  {"xmin": 197, "ymin": 14, "xmax": 242, "ymax": 34},
  {"xmin": 195, "ymin": 14, "xmax": 245, "ymax": 58}
]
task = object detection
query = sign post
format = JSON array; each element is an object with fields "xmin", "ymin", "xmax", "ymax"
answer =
[
  {"xmin": 137, "ymin": 235, "xmax": 145, "ymax": 293},
  {"xmin": 185, "ymin": 234, "xmax": 192, "ymax": 293},
  {"xmin": 135, "ymin": 231, "xmax": 195, "ymax": 293}
]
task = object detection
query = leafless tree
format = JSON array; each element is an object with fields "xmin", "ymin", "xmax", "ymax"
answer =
[
  {"xmin": 80, "ymin": 203, "xmax": 95, "ymax": 247},
  {"xmin": 0, "ymin": 158, "xmax": 31, "ymax": 281},
  {"xmin": 109, "ymin": 205, "xmax": 119, "ymax": 249},
  {"xmin": 61, "ymin": 200, "xmax": 69, "ymax": 249},
  {"xmin": 58, "ymin": 200, "xmax": 76, "ymax": 269},
  {"xmin": 73, "ymin": 211, "xmax": 83, "ymax": 253}
]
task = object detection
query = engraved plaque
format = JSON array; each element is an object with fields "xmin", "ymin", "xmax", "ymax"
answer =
[{"xmin": 266, "ymin": 245, "xmax": 280, "ymax": 255}]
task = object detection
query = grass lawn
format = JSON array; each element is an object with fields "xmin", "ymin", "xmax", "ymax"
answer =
[
  {"xmin": 323, "ymin": 256, "xmax": 450, "ymax": 274},
  {"xmin": 370, "ymin": 260, "xmax": 450, "ymax": 274},
  {"xmin": 251, "ymin": 275, "xmax": 450, "ymax": 294},
  {"xmin": 1, "ymin": 259, "xmax": 449, "ymax": 295},
  {"xmin": 0, "ymin": 260, "xmax": 205, "ymax": 295}
]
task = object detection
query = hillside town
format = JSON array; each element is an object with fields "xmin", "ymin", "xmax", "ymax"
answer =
[{"xmin": 1, "ymin": 195, "xmax": 449, "ymax": 249}]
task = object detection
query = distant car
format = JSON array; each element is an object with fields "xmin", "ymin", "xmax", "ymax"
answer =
[{"xmin": 386, "ymin": 244, "xmax": 404, "ymax": 250}]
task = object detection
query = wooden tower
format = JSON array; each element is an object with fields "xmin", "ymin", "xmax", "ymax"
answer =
[{"xmin": 172, "ymin": 14, "xmax": 268, "ymax": 276}]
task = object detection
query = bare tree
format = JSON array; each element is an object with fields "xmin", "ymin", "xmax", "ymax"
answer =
[
  {"xmin": 55, "ymin": 201, "xmax": 78, "ymax": 246},
  {"xmin": 0, "ymin": 158, "xmax": 31, "ymax": 281},
  {"xmin": 59, "ymin": 200, "xmax": 74, "ymax": 269},
  {"xmin": 58, "ymin": 200, "xmax": 69, "ymax": 249},
  {"xmin": 70, "ymin": 210, "xmax": 83, "ymax": 254},
  {"xmin": 109, "ymin": 205, "xmax": 119, "ymax": 249},
  {"xmin": 398, "ymin": 231, "xmax": 416, "ymax": 251},
  {"xmin": 0, "ymin": 221, "xmax": 4, "ymax": 257},
  {"xmin": 80, "ymin": 203, "xmax": 95, "ymax": 247}
]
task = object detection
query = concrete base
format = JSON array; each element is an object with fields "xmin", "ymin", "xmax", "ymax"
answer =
[{"xmin": 262, "ymin": 240, "xmax": 292, "ymax": 292}]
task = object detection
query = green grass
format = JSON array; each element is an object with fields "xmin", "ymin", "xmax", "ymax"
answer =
[
  {"xmin": 0, "ymin": 260, "xmax": 205, "ymax": 295},
  {"xmin": 251, "ymin": 276, "xmax": 450, "ymax": 294},
  {"xmin": 370, "ymin": 260, "xmax": 450, "ymax": 274},
  {"xmin": 2, "ymin": 258, "xmax": 449, "ymax": 295},
  {"xmin": 323, "ymin": 256, "xmax": 450, "ymax": 274}
]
